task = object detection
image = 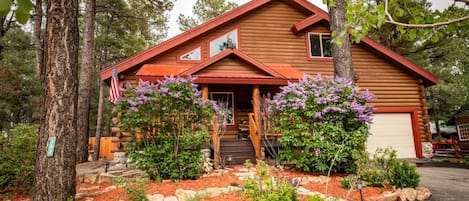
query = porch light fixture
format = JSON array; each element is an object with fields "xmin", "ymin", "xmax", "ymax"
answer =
[
  {"xmin": 227, "ymin": 155, "xmax": 233, "ymax": 166},
  {"xmin": 104, "ymin": 161, "xmax": 110, "ymax": 173},
  {"xmin": 356, "ymin": 179, "xmax": 364, "ymax": 201}
]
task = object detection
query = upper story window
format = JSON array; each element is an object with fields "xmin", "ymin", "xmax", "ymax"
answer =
[
  {"xmin": 210, "ymin": 29, "xmax": 238, "ymax": 57},
  {"xmin": 180, "ymin": 47, "xmax": 201, "ymax": 61},
  {"xmin": 308, "ymin": 33, "xmax": 332, "ymax": 58}
]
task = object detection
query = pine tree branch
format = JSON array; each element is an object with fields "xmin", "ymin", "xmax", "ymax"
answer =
[{"xmin": 384, "ymin": 0, "xmax": 469, "ymax": 28}]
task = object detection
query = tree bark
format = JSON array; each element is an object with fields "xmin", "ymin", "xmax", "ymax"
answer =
[
  {"xmin": 32, "ymin": 0, "xmax": 79, "ymax": 200},
  {"xmin": 34, "ymin": 0, "xmax": 44, "ymax": 77},
  {"xmin": 329, "ymin": 0, "xmax": 355, "ymax": 80},
  {"xmin": 93, "ymin": 80, "xmax": 104, "ymax": 161},
  {"xmin": 77, "ymin": 0, "xmax": 96, "ymax": 163}
]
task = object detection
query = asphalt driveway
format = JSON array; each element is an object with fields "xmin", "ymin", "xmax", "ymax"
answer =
[{"xmin": 418, "ymin": 166, "xmax": 469, "ymax": 201}]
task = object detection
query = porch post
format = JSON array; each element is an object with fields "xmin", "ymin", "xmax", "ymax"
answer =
[
  {"xmin": 202, "ymin": 84, "xmax": 220, "ymax": 166},
  {"xmin": 252, "ymin": 85, "xmax": 262, "ymax": 160}
]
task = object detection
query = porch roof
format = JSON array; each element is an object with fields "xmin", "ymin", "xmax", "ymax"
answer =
[{"xmin": 136, "ymin": 54, "xmax": 304, "ymax": 85}]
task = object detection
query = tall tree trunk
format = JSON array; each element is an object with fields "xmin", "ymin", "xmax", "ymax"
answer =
[
  {"xmin": 76, "ymin": 0, "xmax": 96, "ymax": 163},
  {"xmin": 34, "ymin": 0, "xmax": 44, "ymax": 77},
  {"xmin": 329, "ymin": 0, "xmax": 355, "ymax": 80},
  {"xmin": 32, "ymin": 0, "xmax": 79, "ymax": 200},
  {"xmin": 93, "ymin": 80, "xmax": 104, "ymax": 161}
]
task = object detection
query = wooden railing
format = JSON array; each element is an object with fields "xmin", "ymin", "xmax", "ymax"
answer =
[{"xmin": 249, "ymin": 113, "xmax": 262, "ymax": 159}]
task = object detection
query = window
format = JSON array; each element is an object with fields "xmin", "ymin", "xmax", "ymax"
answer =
[
  {"xmin": 210, "ymin": 92, "xmax": 234, "ymax": 125},
  {"xmin": 180, "ymin": 47, "xmax": 201, "ymax": 61},
  {"xmin": 458, "ymin": 124, "xmax": 469, "ymax": 141},
  {"xmin": 210, "ymin": 29, "xmax": 238, "ymax": 57},
  {"xmin": 308, "ymin": 33, "xmax": 331, "ymax": 58}
]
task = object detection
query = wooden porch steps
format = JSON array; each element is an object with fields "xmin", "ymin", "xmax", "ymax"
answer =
[{"xmin": 220, "ymin": 139, "xmax": 256, "ymax": 165}]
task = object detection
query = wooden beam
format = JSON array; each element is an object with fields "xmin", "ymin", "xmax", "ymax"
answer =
[
  {"xmin": 202, "ymin": 84, "xmax": 209, "ymax": 99},
  {"xmin": 252, "ymin": 85, "xmax": 262, "ymax": 160}
]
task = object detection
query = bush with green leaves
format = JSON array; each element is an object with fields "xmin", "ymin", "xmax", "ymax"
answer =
[
  {"xmin": 355, "ymin": 148, "xmax": 420, "ymax": 188},
  {"xmin": 389, "ymin": 160, "xmax": 420, "ymax": 188},
  {"xmin": 271, "ymin": 75, "xmax": 375, "ymax": 173},
  {"xmin": 243, "ymin": 160, "xmax": 298, "ymax": 201},
  {"xmin": 341, "ymin": 175, "xmax": 356, "ymax": 190},
  {"xmin": 115, "ymin": 76, "xmax": 215, "ymax": 181},
  {"xmin": 0, "ymin": 124, "xmax": 38, "ymax": 193}
]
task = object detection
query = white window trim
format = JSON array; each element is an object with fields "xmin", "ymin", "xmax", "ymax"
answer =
[
  {"xmin": 209, "ymin": 29, "xmax": 238, "ymax": 57},
  {"xmin": 180, "ymin": 47, "xmax": 201, "ymax": 61},
  {"xmin": 308, "ymin": 33, "xmax": 331, "ymax": 58}
]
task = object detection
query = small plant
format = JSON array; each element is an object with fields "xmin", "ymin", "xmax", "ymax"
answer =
[
  {"xmin": 341, "ymin": 175, "xmax": 356, "ymax": 190},
  {"xmin": 112, "ymin": 176, "xmax": 127, "ymax": 188},
  {"xmin": 244, "ymin": 159, "xmax": 253, "ymax": 172},
  {"xmin": 355, "ymin": 147, "xmax": 420, "ymax": 188},
  {"xmin": 185, "ymin": 192, "xmax": 210, "ymax": 201},
  {"xmin": 125, "ymin": 177, "xmax": 150, "ymax": 201},
  {"xmin": 389, "ymin": 160, "xmax": 420, "ymax": 188},
  {"xmin": 355, "ymin": 148, "xmax": 399, "ymax": 187},
  {"xmin": 306, "ymin": 194, "xmax": 325, "ymax": 201},
  {"xmin": 243, "ymin": 160, "xmax": 298, "ymax": 201}
]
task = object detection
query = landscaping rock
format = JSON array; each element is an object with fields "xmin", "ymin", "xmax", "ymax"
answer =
[
  {"xmin": 83, "ymin": 173, "xmax": 99, "ymax": 183},
  {"xmin": 175, "ymin": 188, "xmax": 197, "ymax": 201},
  {"xmin": 198, "ymin": 187, "xmax": 229, "ymax": 197},
  {"xmin": 75, "ymin": 192, "xmax": 89, "ymax": 199},
  {"xmin": 228, "ymin": 185, "xmax": 243, "ymax": 192},
  {"xmin": 163, "ymin": 196, "xmax": 178, "ymax": 201},
  {"xmin": 146, "ymin": 194, "xmax": 164, "ymax": 201},
  {"xmin": 400, "ymin": 188, "xmax": 417, "ymax": 201},
  {"xmin": 233, "ymin": 172, "xmax": 255, "ymax": 180},
  {"xmin": 383, "ymin": 190, "xmax": 401, "ymax": 201},
  {"xmin": 416, "ymin": 187, "xmax": 432, "ymax": 201},
  {"xmin": 121, "ymin": 169, "xmax": 145, "ymax": 178},
  {"xmin": 112, "ymin": 152, "xmax": 127, "ymax": 164},
  {"xmin": 98, "ymin": 172, "xmax": 118, "ymax": 183}
]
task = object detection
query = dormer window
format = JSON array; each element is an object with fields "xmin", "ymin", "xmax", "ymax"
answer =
[
  {"xmin": 308, "ymin": 33, "xmax": 331, "ymax": 58},
  {"xmin": 210, "ymin": 29, "xmax": 238, "ymax": 57},
  {"xmin": 180, "ymin": 47, "xmax": 201, "ymax": 61}
]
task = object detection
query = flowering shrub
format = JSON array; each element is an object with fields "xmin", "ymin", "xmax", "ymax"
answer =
[
  {"xmin": 115, "ymin": 76, "xmax": 215, "ymax": 181},
  {"xmin": 271, "ymin": 74, "xmax": 375, "ymax": 173}
]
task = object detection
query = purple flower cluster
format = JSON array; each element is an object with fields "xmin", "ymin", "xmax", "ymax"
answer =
[
  {"xmin": 271, "ymin": 74, "xmax": 375, "ymax": 124},
  {"xmin": 119, "ymin": 76, "xmax": 215, "ymax": 113}
]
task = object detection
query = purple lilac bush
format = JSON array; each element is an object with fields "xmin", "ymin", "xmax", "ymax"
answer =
[
  {"xmin": 114, "ymin": 76, "xmax": 215, "ymax": 180},
  {"xmin": 271, "ymin": 74, "xmax": 375, "ymax": 173}
]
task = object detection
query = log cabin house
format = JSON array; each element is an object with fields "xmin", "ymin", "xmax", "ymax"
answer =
[{"xmin": 100, "ymin": 0, "xmax": 438, "ymax": 164}]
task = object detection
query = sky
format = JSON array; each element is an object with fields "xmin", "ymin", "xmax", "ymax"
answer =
[{"xmin": 166, "ymin": 0, "xmax": 462, "ymax": 39}]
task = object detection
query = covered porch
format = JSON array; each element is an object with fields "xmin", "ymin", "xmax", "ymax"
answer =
[{"xmin": 135, "ymin": 49, "xmax": 304, "ymax": 165}]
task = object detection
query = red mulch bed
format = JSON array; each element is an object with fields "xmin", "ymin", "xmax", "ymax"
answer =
[{"xmin": 0, "ymin": 165, "xmax": 388, "ymax": 201}]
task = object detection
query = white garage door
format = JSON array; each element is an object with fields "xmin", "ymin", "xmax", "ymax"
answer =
[{"xmin": 367, "ymin": 113, "xmax": 416, "ymax": 158}]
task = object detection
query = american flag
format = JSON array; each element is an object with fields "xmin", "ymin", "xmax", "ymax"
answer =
[{"xmin": 109, "ymin": 65, "xmax": 120, "ymax": 104}]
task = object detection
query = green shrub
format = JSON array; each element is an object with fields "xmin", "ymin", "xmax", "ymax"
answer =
[
  {"xmin": 355, "ymin": 148, "xmax": 420, "ymax": 188},
  {"xmin": 125, "ymin": 177, "xmax": 150, "ymax": 201},
  {"xmin": 341, "ymin": 175, "xmax": 356, "ymax": 190},
  {"xmin": 355, "ymin": 148, "xmax": 398, "ymax": 187},
  {"xmin": 116, "ymin": 77, "xmax": 214, "ymax": 181},
  {"xmin": 0, "ymin": 124, "xmax": 38, "ymax": 193},
  {"xmin": 271, "ymin": 75, "xmax": 374, "ymax": 173},
  {"xmin": 306, "ymin": 194, "xmax": 325, "ymax": 201},
  {"xmin": 389, "ymin": 160, "xmax": 420, "ymax": 188},
  {"xmin": 243, "ymin": 160, "xmax": 298, "ymax": 201}
]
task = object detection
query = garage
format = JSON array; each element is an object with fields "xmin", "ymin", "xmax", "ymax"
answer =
[{"xmin": 367, "ymin": 113, "xmax": 417, "ymax": 158}]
